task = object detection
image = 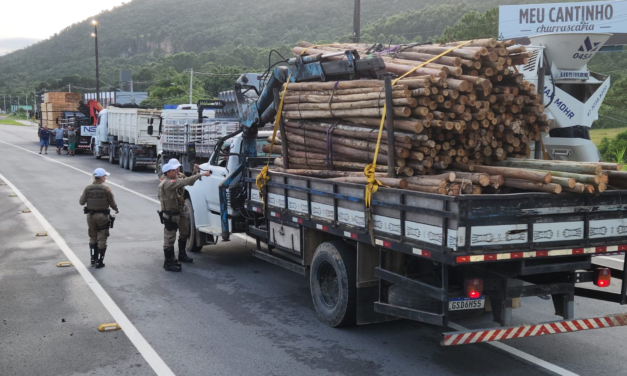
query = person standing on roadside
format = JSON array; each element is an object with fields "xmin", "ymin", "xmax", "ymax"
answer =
[
  {"xmin": 67, "ymin": 126, "xmax": 77, "ymax": 156},
  {"xmin": 79, "ymin": 168, "xmax": 119, "ymax": 268},
  {"xmin": 52, "ymin": 123, "xmax": 65, "ymax": 155},
  {"xmin": 39, "ymin": 126, "xmax": 51, "ymax": 154},
  {"xmin": 158, "ymin": 163, "xmax": 210, "ymax": 272}
]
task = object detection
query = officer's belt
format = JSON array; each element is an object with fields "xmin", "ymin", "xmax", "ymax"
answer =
[{"xmin": 85, "ymin": 209, "xmax": 110, "ymax": 214}]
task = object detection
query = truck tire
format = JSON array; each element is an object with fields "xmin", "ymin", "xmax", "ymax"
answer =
[
  {"xmin": 92, "ymin": 141, "xmax": 101, "ymax": 159},
  {"xmin": 156, "ymin": 156, "xmax": 164, "ymax": 180},
  {"xmin": 108, "ymin": 147, "xmax": 117, "ymax": 164},
  {"xmin": 129, "ymin": 150, "xmax": 137, "ymax": 171},
  {"xmin": 184, "ymin": 198, "xmax": 202, "ymax": 253},
  {"xmin": 310, "ymin": 241, "xmax": 357, "ymax": 327},
  {"xmin": 119, "ymin": 145, "xmax": 126, "ymax": 169}
]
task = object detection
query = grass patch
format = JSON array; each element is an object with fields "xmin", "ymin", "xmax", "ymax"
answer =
[
  {"xmin": 590, "ymin": 127, "xmax": 627, "ymax": 146},
  {"xmin": 0, "ymin": 119, "xmax": 26, "ymax": 126}
]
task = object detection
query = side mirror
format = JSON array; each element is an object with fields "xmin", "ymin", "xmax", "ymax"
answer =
[{"xmin": 147, "ymin": 125, "xmax": 154, "ymax": 136}]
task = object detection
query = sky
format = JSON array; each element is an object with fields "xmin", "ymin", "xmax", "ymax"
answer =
[{"xmin": 0, "ymin": 0, "xmax": 127, "ymax": 54}]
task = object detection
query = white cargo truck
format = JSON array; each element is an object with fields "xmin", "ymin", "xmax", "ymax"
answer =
[{"xmin": 92, "ymin": 105, "xmax": 161, "ymax": 171}]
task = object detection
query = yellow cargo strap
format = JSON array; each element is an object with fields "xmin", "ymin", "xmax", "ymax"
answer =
[
  {"xmin": 364, "ymin": 40, "xmax": 473, "ymax": 208},
  {"xmin": 256, "ymin": 71, "xmax": 294, "ymax": 213}
]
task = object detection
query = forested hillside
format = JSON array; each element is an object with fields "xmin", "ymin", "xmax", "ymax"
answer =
[
  {"xmin": 0, "ymin": 0, "xmax": 559, "ymax": 92},
  {"xmin": 1, "ymin": 0, "xmax": 624, "ymax": 130}
]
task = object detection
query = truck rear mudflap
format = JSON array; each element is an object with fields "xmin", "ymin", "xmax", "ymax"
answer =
[{"xmin": 442, "ymin": 313, "xmax": 627, "ymax": 346}]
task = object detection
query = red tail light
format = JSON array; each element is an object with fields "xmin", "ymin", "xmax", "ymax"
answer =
[
  {"xmin": 595, "ymin": 268, "xmax": 611, "ymax": 287},
  {"xmin": 466, "ymin": 278, "xmax": 484, "ymax": 298}
]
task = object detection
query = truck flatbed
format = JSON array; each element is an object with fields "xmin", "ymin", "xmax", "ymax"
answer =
[{"xmin": 246, "ymin": 168, "xmax": 627, "ymax": 266}]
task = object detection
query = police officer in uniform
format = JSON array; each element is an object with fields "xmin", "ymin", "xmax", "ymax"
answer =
[
  {"xmin": 159, "ymin": 163, "xmax": 210, "ymax": 272},
  {"xmin": 79, "ymin": 168, "xmax": 119, "ymax": 268}
]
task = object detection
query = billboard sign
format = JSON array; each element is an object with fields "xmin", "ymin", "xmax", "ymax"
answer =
[{"xmin": 499, "ymin": 1, "xmax": 627, "ymax": 43}]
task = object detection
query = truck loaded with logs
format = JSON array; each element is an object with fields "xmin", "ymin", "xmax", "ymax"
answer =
[{"xmin": 179, "ymin": 33, "xmax": 627, "ymax": 346}]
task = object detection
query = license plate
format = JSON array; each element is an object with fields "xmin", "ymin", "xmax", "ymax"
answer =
[{"xmin": 449, "ymin": 297, "xmax": 485, "ymax": 311}]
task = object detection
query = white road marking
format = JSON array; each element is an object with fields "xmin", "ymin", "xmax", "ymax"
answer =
[
  {"xmin": 0, "ymin": 140, "xmax": 252, "ymax": 244},
  {"xmin": 1, "ymin": 138, "xmax": 581, "ymax": 372},
  {"xmin": 447, "ymin": 322, "xmax": 578, "ymax": 376},
  {"xmin": 0, "ymin": 172, "xmax": 175, "ymax": 376}
]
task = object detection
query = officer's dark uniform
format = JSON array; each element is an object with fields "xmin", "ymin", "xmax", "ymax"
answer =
[
  {"xmin": 158, "ymin": 173, "xmax": 202, "ymax": 271},
  {"xmin": 79, "ymin": 179, "xmax": 118, "ymax": 268}
]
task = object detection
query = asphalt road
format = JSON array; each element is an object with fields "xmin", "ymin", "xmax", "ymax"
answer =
[{"xmin": 1, "ymin": 122, "xmax": 627, "ymax": 376}]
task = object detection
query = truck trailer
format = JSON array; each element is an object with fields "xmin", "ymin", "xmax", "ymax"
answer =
[{"xmin": 92, "ymin": 104, "xmax": 161, "ymax": 171}]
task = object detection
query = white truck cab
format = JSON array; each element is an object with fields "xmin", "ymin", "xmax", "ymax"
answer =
[{"xmin": 184, "ymin": 130, "xmax": 273, "ymax": 251}]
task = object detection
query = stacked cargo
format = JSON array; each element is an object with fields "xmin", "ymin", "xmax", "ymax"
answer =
[
  {"xmin": 40, "ymin": 92, "xmax": 82, "ymax": 128},
  {"xmin": 265, "ymin": 38, "xmax": 624, "ymax": 195}
]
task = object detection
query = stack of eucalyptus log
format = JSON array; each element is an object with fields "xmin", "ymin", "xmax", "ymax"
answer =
[{"xmin": 264, "ymin": 38, "xmax": 621, "ymax": 195}]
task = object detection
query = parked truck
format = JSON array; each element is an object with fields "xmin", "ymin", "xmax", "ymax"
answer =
[
  {"xmin": 92, "ymin": 104, "xmax": 161, "ymax": 171},
  {"xmin": 155, "ymin": 100, "xmax": 236, "ymax": 178},
  {"xmin": 182, "ymin": 39, "xmax": 627, "ymax": 345}
]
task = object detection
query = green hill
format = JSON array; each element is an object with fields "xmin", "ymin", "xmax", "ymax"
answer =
[{"xmin": 0, "ymin": 0, "xmax": 555, "ymax": 92}]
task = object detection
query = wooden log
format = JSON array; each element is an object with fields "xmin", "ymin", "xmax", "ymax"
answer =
[
  {"xmin": 503, "ymin": 178, "xmax": 562, "ymax": 194},
  {"xmin": 284, "ymin": 120, "xmax": 412, "ymax": 144},
  {"xmin": 392, "ymin": 51, "xmax": 463, "ymax": 67},
  {"xmin": 406, "ymin": 46, "xmax": 481, "ymax": 60},
  {"xmin": 490, "ymin": 175, "xmax": 504, "ymax": 189},
  {"xmin": 282, "ymin": 97, "xmax": 416, "ymax": 111},
  {"xmin": 600, "ymin": 162, "xmax": 622, "ymax": 171},
  {"xmin": 396, "ymin": 79, "xmax": 432, "ymax": 89},
  {"xmin": 282, "ymin": 85, "xmax": 406, "ymax": 96},
  {"xmin": 283, "ymin": 107, "xmax": 411, "ymax": 119},
  {"xmin": 271, "ymin": 168, "xmax": 390, "ymax": 178},
  {"xmin": 343, "ymin": 117, "xmax": 426, "ymax": 133},
  {"xmin": 274, "ymin": 157, "xmax": 380, "ymax": 170},
  {"xmin": 532, "ymin": 170, "xmax": 601, "ymax": 185},
  {"xmin": 452, "ymin": 162, "xmax": 551, "ymax": 183},
  {"xmin": 283, "ymin": 80, "xmax": 387, "ymax": 91},
  {"xmin": 283, "ymin": 91, "xmax": 408, "ymax": 104},
  {"xmin": 285, "ymin": 127, "xmax": 410, "ymax": 158},
  {"xmin": 562, "ymin": 183, "xmax": 586, "ymax": 194},
  {"xmin": 384, "ymin": 62, "xmax": 447, "ymax": 79},
  {"xmin": 452, "ymin": 171, "xmax": 491, "ymax": 186},
  {"xmin": 548, "ymin": 176, "xmax": 576, "ymax": 189},
  {"xmin": 406, "ymin": 184, "xmax": 447, "ymax": 195},
  {"xmin": 406, "ymin": 178, "xmax": 447, "ymax": 188},
  {"xmin": 497, "ymin": 159, "xmax": 601, "ymax": 175},
  {"xmin": 284, "ymin": 132, "xmax": 395, "ymax": 165},
  {"xmin": 440, "ymin": 38, "xmax": 498, "ymax": 48},
  {"xmin": 328, "ymin": 177, "xmax": 408, "ymax": 189}
]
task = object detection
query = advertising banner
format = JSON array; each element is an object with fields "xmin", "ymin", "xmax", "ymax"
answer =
[{"xmin": 499, "ymin": 1, "xmax": 627, "ymax": 42}]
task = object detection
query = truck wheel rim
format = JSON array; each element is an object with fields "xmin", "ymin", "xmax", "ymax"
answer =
[{"xmin": 318, "ymin": 261, "xmax": 339, "ymax": 309}]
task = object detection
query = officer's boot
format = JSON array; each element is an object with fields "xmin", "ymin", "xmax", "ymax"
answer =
[
  {"xmin": 96, "ymin": 247, "xmax": 106, "ymax": 269},
  {"xmin": 177, "ymin": 239, "xmax": 193, "ymax": 263},
  {"xmin": 163, "ymin": 247, "xmax": 182, "ymax": 272},
  {"xmin": 90, "ymin": 243, "xmax": 97, "ymax": 266}
]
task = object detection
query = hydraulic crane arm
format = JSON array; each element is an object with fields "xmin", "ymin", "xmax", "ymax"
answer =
[{"xmin": 237, "ymin": 50, "xmax": 386, "ymax": 132}]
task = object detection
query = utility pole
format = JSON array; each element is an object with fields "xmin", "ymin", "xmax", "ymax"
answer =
[
  {"xmin": 25, "ymin": 94, "xmax": 28, "ymax": 119},
  {"xmin": 353, "ymin": 0, "xmax": 361, "ymax": 43},
  {"xmin": 189, "ymin": 68, "xmax": 193, "ymax": 104},
  {"xmin": 69, "ymin": 84, "xmax": 71, "ymax": 93},
  {"xmin": 2, "ymin": 94, "xmax": 5, "ymax": 114}
]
